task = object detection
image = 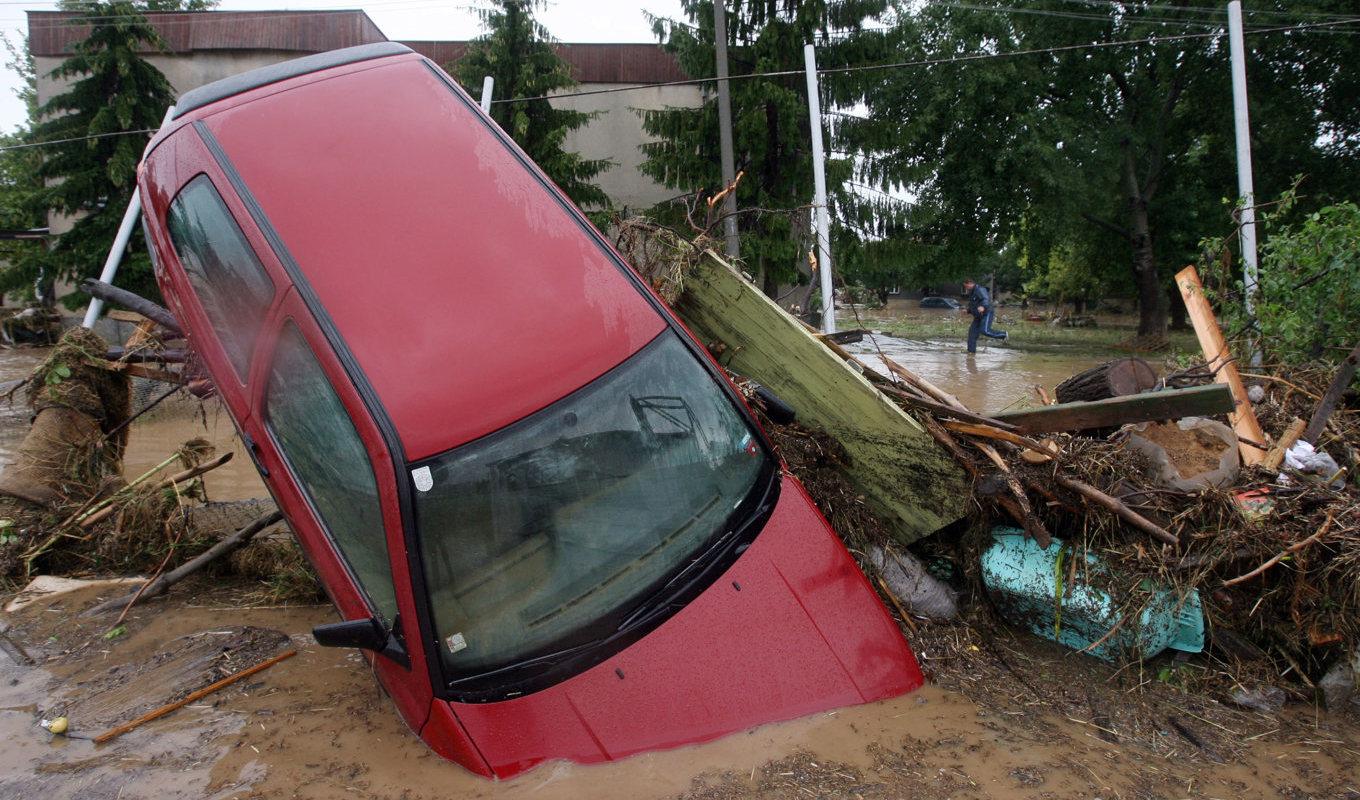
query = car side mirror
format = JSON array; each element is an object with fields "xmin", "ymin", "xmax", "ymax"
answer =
[{"xmin": 313, "ymin": 616, "xmax": 388, "ymax": 652}]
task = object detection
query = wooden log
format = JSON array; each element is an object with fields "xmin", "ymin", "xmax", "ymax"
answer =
[
  {"xmin": 82, "ymin": 509, "xmax": 283, "ymax": 616},
  {"xmin": 1303, "ymin": 340, "xmax": 1360, "ymax": 444},
  {"xmin": 1261, "ymin": 418, "xmax": 1306, "ymax": 472},
  {"xmin": 1055, "ymin": 358, "xmax": 1158, "ymax": 404},
  {"xmin": 1174, "ymin": 266, "xmax": 1266, "ymax": 465},
  {"xmin": 81, "ymin": 280, "xmax": 182, "ymax": 335},
  {"xmin": 673, "ymin": 251, "xmax": 968, "ymax": 543},
  {"xmin": 991, "ymin": 384, "xmax": 1234, "ymax": 434}
]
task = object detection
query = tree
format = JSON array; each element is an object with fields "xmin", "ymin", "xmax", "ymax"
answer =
[
  {"xmin": 838, "ymin": 1, "xmax": 1360, "ymax": 342},
  {"xmin": 452, "ymin": 1, "xmax": 611, "ymax": 210},
  {"xmin": 1, "ymin": 35, "xmax": 49, "ymax": 302},
  {"xmin": 641, "ymin": 0, "xmax": 893, "ymax": 296},
  {"xmin": 27, "ymin": 1, "xmax": 176, "ymax": 305}
]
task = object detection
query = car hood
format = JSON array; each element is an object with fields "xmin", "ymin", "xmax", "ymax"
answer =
[{"xmin": 439, "ymin": 474, "xmax": 922, "ymax": 779}]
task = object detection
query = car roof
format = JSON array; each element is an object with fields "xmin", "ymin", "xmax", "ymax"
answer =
[{"xmin": 187, "ymin": 53, "xmax": 665, "ymax": 460}]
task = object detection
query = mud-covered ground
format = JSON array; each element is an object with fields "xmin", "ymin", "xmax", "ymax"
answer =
[{"xmin": 1, "ymin": 578, "xmax": 1355, "ymax": 800}]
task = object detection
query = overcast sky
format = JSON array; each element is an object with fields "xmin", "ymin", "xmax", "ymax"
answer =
[{"xmin": 0, "ymin": 0, "xmax": 687, "ymax": 133}]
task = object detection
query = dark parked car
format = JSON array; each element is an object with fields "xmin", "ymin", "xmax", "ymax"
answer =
[
  {"xmin": 919, "ymin": 296, "xmax": 961, "ymax": 310},
  {"xmin": 137, "ymin": 43, "xmax": 922, "ymax": 779}
]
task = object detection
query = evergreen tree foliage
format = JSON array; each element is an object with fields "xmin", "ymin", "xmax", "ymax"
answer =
[
  {"xmin": 640, "ymin": 0, "xmax": 895, "ymax": 295},
  {"xmin": 452, "ymin": 0, "xmax": 612, "ymax": 210},
  {"xmin": 838, "ymin": 0, "xmax": 1360, "ymax": 340},
  {"xmin": 0, "ymin": 35, "xmax": 46, "ymax": 301},
  {"xmin": 26, "ymin": 1, "xmax": 177, "ymax": 305}
]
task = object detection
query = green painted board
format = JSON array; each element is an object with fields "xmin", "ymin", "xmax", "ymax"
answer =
[
  {"xmin": 991, "ymin": 384, "xmax": 1235, "ymax": 434},
  {"xmin": 673, "ymin": 252, "xmax": 968, "ymax": 544}
]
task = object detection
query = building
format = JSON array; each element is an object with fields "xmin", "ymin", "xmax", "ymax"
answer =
[{"xmin": 26, "ymin": 9, "xmax": 701, "ymax": 220}]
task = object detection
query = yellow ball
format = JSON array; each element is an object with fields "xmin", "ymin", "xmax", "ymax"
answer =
[{"xmin": 48, "ymin": 717, "xmax": 68, "ymax": 735}]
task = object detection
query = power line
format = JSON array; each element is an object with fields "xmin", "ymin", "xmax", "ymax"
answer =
[
  {"xmin": 3, "ymin": 15, "xmax": 1355, "ymax": 152},
  {"xmin": 0, "ymin": 126, "xmax": 156, "ymax": 151}
]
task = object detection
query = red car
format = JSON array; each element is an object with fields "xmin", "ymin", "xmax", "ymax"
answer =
[{"xmin": 137, "ymin": 43, "xmax": 922, "ymax": 778}]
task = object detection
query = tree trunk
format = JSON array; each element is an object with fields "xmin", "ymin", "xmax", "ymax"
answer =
[
  {"xmin": 1167, "ymin": 285, "xmax": 1188, "ymax": 330},
  {"xmin": 1129, "ymin": 196, "xmax": 1166, "ymax": 339},
  {"xmin": 1055, "ymin": 358, "xmax": 1158, "ymax": 404}
]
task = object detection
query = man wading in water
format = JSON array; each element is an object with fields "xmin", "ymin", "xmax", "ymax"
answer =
[{"xmin": 963, "ymin": 278, "xmax": 1007, "ymax": 353}]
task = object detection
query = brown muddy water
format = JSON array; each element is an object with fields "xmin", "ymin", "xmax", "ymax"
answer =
[
  {"xmin": 846, "ymin": 334, "xmax": 1108, "ymax": 414},
  {"xmin": 1, "ymin": 582, "xmax": 1356, "ymax": 800}
]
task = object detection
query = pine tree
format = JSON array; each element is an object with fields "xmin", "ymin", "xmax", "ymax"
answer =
[
  {"xmin": 452, "ymin": 1, "xmax": 611, "ymax": 211},
  {"xmin": 639, "ymin": 0, "xmax": 892, "ymax": 296},
  {"xmin": 29, "ymin": 1, "xmax": 176, "ymax": 305},
  {"xmin": 0, "ymin": 35, "xmax": 46, "ymax": 301}
]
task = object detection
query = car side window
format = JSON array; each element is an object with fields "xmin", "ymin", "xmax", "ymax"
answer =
[
  {"xmin": 265, "ymin": 323, "xmax": 398, "ymax": 623},
  {"xmin": 166, "ymin": 175, "xmax": 274, "ymax": 380}
]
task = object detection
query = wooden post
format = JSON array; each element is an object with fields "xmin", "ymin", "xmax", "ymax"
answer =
[{"xmin": 1174, "ymin": 266, "xmax": 1266, "ymax": 465}]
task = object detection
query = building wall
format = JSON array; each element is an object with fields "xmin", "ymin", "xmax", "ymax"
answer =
[{"xmin": 554, "ymin": 83, "xmax": 702, "ymax": 212}]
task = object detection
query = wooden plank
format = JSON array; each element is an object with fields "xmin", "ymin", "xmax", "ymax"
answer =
[
  {"xmin": 1174, "ymin": 266, "xmax": 1266, "ymax": 465},
  {"xmin": 673, "ymin": 251, "xmax": 968, "ymax": 544},
  {"xmin": 991, "ymin": 384, "xmax": 1235, "ymax": 434}
]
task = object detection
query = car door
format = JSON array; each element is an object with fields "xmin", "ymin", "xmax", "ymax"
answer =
[{"xmin": 243, "ymin": 288, "xmax": 434, "ymax": 732}]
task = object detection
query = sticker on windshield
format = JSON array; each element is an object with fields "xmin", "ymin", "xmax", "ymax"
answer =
[
  {"xmin": 446, "ymin": 632, "xmax": 467, "ymax": 654},
  {"xmin": 412, "ymin": 466, "xmax": 433, "ymax": 492}
]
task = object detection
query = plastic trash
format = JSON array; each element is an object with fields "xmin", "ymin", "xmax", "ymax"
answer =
[
  {"xmin": 1283, "ymin": 441, "xmax": 1344, "ymax": 488},
  {"xmin": 1229, "ymin": 685, "xmax": 1286, "ymax": 714},
  {"xmin": 1319, "ymin": 644, "xmax": 1360, "ymax": 711},
  {"xmin": 980, "ymin": 528, "xmax": 1204, "ymax": 661},
  {"xmin": 867, "ymin": 546, "xmax": 959, "ymax": 622}
]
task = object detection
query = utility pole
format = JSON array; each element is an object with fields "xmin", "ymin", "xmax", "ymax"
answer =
[
  {"xmin": 804, "ymin": 43, "xmax": 835, "ymax": 334},
  {"xmin": 1227, "ymin": 0, "xmax": 1260, "ymax": 366},
  {"xmin": 480, "ymin": 76, "xmax": 495, "ymax": 114},
  {"xmin": 713, "ymin": 1, "xmax": 740, "ymax": 260}
]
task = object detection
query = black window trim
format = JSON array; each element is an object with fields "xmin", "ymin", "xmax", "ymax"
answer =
[{"xmin": 189, "ymin": 50, "xmax": 784, "ymax": 703}]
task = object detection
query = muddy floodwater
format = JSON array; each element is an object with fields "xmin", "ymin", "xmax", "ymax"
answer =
[
  {"xmin": 1, "ymin": 582, "xmax": 1356, "ymax": 800},
  {"xmin": 846, "ymin": 334, "xmax": 1108, "ymax": 414}
]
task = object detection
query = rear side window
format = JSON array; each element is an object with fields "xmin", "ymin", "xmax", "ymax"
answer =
[
  {"xmin": 166, "ymin": 175, "xmax": 274, "ymax": 379},
  {"xmin": 265, "ymin": 323, "xmax": 398, "ymax": 623}
]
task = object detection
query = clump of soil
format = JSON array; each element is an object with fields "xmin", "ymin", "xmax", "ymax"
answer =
[{"xmin": 1137, "ymin": 421, "xmax": 1228, "ymax": 477}]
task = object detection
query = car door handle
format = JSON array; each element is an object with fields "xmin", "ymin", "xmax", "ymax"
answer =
[{"xmin": 241, "ymin": 433, "xmax": 269, "ymax": 477}]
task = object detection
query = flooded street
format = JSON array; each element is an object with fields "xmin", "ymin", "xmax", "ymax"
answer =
[{"xmin": 846, "ymin": 334, "xmax": 1109, "ymax": 413}]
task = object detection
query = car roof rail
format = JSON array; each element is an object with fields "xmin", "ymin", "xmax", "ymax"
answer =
[{"xmin": 173, "ymin": 42, "xmax": 414, "ymax": 119}]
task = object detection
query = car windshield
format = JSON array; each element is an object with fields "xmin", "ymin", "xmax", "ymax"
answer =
[{"xmin": 412, "ymin": 332, "xmax": 770, "ymax": 687}]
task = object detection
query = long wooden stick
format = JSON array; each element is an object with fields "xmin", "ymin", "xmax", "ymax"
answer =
[
  {"xmin": 1222, "ymin": 514, "xmax": 1334, "ymax": 587},
  {"xmin": 941, "ymin": 419, "xmax": 1054, "ymax": 459},
  {"xmin": 1055, "ymin": 476, "xmax": 1178, "ymax": 546},
  {"xmin": 1175, "ymin": 266, "xmax": 1266, "ymax": 465},
  {"xmin": 83, "ymin": 509, "xmax": 283, "ymax": 616},
  {"xmin": 93, "ymin": 649, "xmax": 296, "ymax": 744},
  {"xmin": 882, "ymin": 386, "xmax": 1021, "ymax": 431},
  {"xmin": 1303, "ymin": 340, "xmax": 1360, "ymax": 443}
]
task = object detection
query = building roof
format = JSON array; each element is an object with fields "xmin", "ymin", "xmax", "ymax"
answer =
[{"xmin": 27, "ymin": 10, "xmax": 686, "ymax": 85}]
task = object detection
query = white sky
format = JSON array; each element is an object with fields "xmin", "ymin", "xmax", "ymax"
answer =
[{"xmin": 0, "ymin": 0, "xmax": 687, "ymax": 133}]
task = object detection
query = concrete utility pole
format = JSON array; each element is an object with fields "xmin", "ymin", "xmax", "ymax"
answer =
[
  {"xmin": 1227, "ymin": 0, "xmax": 1261, "ymax": 366},
  {"xmin": 480, "ymin": 76, "xmax": 495, "ymax": 114},
  {"xmin": 803, "ymin": 43, "xmax": 835, "ymax": 334},
  {"xmin": 713, "ymin": 0, "xmax": 740, "ymax": 259},
  {"xmin": 82, "ymin": 106, "xmax": 176, "ymax": 330}
]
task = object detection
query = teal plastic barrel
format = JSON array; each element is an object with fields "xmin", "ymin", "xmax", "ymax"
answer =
[{"xmin": 980, "ymin": 527, "xmax": 1203, "ymax": 661}]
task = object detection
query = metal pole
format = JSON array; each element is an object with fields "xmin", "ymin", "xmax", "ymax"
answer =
[
  {"xmin": 713, "ymin": 1, "xmax": 740, "ymax": 260},
  {"xmin": 480, "ymin": 76, "xmax": 495, "ymax": 114},
  {"xmin": 82, "ymin": 105, "xmax": 176, "ymax": 329},
  {"xmin": 804, "ymin": 44, "xmax": 834, "ymax": 334},
  {"xmin": 1227, "ymin": 0, "xmax": 1260, "ymax": 366}
]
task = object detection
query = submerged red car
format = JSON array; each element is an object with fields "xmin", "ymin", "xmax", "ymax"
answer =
[{"xmin": 136, "ymin": 43, "xmax": 922, "ymax": 778}]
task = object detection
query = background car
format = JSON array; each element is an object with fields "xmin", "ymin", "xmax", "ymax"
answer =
[{"xmin": 919, "ymin": 296, "xmax": 961, "ymax": 309}]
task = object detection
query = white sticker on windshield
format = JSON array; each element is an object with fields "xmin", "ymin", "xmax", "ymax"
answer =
[
  {"xmin": 412, "ymin": 466, "xmax": 434, "ymax": 492},
  {"xmin": 446, "ymin": 632, "xmax": 467, "ymax": 654}
]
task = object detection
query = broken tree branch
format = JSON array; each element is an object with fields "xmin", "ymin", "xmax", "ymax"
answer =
[
  {"xmin": 80, "ymin": 280, "xmax": 182, "ymax": 335},
  {"xmin": 1303, "ymin": 340, "xmax": 1360, "ymax": 444},
  {"xmin": 1054, "ymin": 476, "xmax": 1179, "ymax": 546},
  {"xmin": 82, "ymin": 509, "xmax": 283, "ymax": 616},
  {"xmin": 1222, "ymin": 513, "xmax": 1334, "ymax": 587}
]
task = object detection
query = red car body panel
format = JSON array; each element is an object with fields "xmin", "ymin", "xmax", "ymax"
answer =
[{"xmin": 136, "ymin": 44, "xmax": 922, "ymax": 780}]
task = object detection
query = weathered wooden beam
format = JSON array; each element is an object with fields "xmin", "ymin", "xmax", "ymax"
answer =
[
  {"xmin": 991, "ymin": 384, "xmax": 1235, "ymax": 435},
  {"xmin": 1175, "ymin": 266, "xmax": 1266, "ymax": 465},
  {"xmin": 673, "ymin": 251, "xmax": 968, "ymax": 544}
]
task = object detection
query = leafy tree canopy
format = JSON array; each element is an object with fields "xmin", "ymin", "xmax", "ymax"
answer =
[
  {"xmin": 641, "ymin": 0, "xmax": 895, "ymax": 294},
  {"xmin": 837, "ymin": 0, "xmax": 1360, "ymax": 340},
  {"xmin": 452, "ymin": 0, "xmax": 612, "ymax": 211}
]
